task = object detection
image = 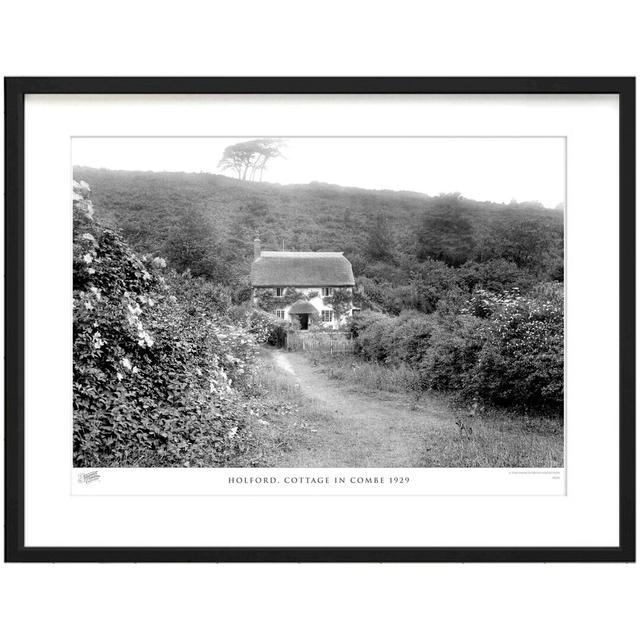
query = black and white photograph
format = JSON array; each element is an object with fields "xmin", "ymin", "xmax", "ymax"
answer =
[
  {"xmin": 4, "ymin": 75, "xmax": 634, "ymax": 568},
  {"xmin": 72, "ymin": 135, "xmax": 565, "ymax": 470},
  {"xmin": 2, "ymin": 2, "xmax": 637, "ymax": 635}
]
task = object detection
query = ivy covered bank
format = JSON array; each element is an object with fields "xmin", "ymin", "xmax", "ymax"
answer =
[{"xmin": 73, "ymin": 181, "xmax": 273, "ymax": 467}]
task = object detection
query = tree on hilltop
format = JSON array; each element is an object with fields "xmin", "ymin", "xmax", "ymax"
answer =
[{"xmin": 218, "ymin": 139, "xmax": 284, "ymax": 181}]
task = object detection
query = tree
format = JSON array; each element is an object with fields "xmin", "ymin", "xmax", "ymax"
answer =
[
  {"xmin": 218, "ymin": 139, "xmax": 284, "ymax": 181},
  {"xmin": 366, "ymin": 213, "xmax": 394, "ymax": 261},
  {"xmin": 415, "ymin": 196, "xmax": 475, "ymax": 266},
  {"xmin": 481, "ymin": 218, "xmax": 556, "ymax": 274},
  {"xmin": 163, "ymin": 211, "xmax": 230, "ymax": 283}
]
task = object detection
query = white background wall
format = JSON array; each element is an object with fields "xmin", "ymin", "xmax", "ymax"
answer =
[{"xmin": 1, "ymin": 2, "xmax": 638, "ymax": 639}]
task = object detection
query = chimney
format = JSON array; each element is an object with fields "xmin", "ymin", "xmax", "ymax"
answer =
[{"xmin": 253, "ymin": 238, "xmax": 261, "ymax": 260}]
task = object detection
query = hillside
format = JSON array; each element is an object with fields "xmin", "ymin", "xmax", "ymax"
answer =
[
  {"xmin": 72, "ymin": 165, "xmax": 563, "ymax": 473},
  {"xmin": 72, "ymin": 178, "xmax": 563, "ymax": 471},
  {"xmin": 72, "ymin": 167, "xmax": 564, "ymax": 312}
]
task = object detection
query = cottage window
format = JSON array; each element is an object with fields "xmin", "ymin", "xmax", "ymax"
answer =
[
  {"xmin": 322, "ymin": 287, "xmax": 334, "ymax": 297},
  {"xmin": 275, "ymin": 287, "xmax": 285, "ymax": 297},
  {"xmin": 321, "ymin": 310, "xmax": 333, "ymax": 323},
  {"xmin": 275, "ymin": 309, "xmax": 286, "ymax": 319}
]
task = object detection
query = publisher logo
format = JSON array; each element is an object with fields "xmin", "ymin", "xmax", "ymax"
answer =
[{"xmin": 78, "ymin": 470, "xmax": 101, "ymax": 484}]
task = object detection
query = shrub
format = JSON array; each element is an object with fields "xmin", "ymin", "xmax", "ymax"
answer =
[
  {"xmin": 457, "ymin": 259, "xmax": 535, "ymax": 294},
  {"xmin": 347, "ymin": 310, "xmax": 388, "ymax": 339},
  {"xmin": 73, "ymin": 182, "xmax": 257, "ymax": 467},
  {"xmin": 226, "ymin": 304, "xmax": 290, "ymax": 347},
  {"xmin": 347, "ymin": 310, "xmax": 389, "ymax": 357},
  {"xmin": 385, "ymin": 311, "xmax": 438, "ymax": 367},
  {"xmin": 346, "ymin": 285, "xmax": 563, "ymax": 413},
  {"xmin": 466, "ymin": 285, "xmax": 564, "ymax": 411},
  {"xmin": 245, "ymin": 308, "xmax": 290, "ymax": 347},
  {"xmin": 418, "ymin": 314, "xmax": 484, "ymax": 392}
]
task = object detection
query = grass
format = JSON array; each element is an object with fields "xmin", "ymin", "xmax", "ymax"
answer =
[
  {"xmin": 300, "ymin": 351, "xmax": 564, "ymax": 468},
  {"xmin": 230, "ymin": 349, "xmax": 563, "ymax": 468},
  {"xmin": 229, "ymin": 356, "xmax": 344, "ymax": 467},
  {"xmin": 420, "ymin": 412, "xmax": 563, "ymax": 467},
  {"xmin": 312, "ymin": 354, "xmax": 423, "ymax": 395}
]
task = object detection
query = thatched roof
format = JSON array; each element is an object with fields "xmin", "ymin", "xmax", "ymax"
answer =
[
  {"xmin": 288, "ymin": 300, "xmax": 317, "ymax": 314},
  {"xmin": 251, "ymin": 251, "xmax": 355, "ymax": 287}
]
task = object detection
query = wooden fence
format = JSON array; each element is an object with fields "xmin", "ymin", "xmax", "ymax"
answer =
[{"xmin": 285, "ymin": 330, "xmax": 354, "ymax": 354}]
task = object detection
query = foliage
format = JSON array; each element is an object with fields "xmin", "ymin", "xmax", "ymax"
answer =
[
  {"xmin": 293, "ymin": 351, "xmax": 562, "ymax": 468},
  {"xmin": 366, "ymin": 212, "xmax": 395, "ymax": 261},
  {"xmin": 456, "ymin": 258, "xmax": 536, "ymax": 294},
  {"xmin": 418, "ymin": 314, "xmax": 485, "ymax": 392},
  {"xmin": 73, "ymin": 167, "xmax": 563, "ymax": 319},
  {"xmin": 321, "ymin": 287, "xmax": 353, "ymax": 321},
  {"xmin": 461, "ymin": 285, "xmax": 564, "ymax": 410},
  {"xmin": 71, "ymin": 167, "xmax": 564, "ymax": 417},
  {"xmin": 164, "ymin": 269, "xmax": 233, "ymax": 316},
  {"xmin": 352, "ymin": 256, "xmax": 536, "ymax": 316},
  {"xmin": 254, "ymin": 287, "xmax": 306, "ymax": 312},
  {"xmin": 245, "ymin": 308, "xmax": 290, "ymax": 347},
  {"xmin": 348, "ymin": 285, "xmax": 563, "ymax": 413},
  {"xmin": 415, "ymin": 194, "xmax": 475, "ymax": 266},
  {"xmin": 73, "ymin": 182, "xmax": 258, "ymax": 467},
  {"xmin": 479, "ymin": 218, "xmax": 561, "ymax": 274},
  {"xmin": 162, "ymin": 210, "xmax": 231, "ymax": 283}
]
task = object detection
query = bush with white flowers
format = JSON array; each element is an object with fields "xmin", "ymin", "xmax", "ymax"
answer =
[{"xmin": 73, "ymin": 182, "xmax": 257, "ymax": 467}]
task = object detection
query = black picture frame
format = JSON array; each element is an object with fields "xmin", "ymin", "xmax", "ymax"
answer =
[{"xmin": 4, "ymin": 77, "xmax": 636, "ymax": 563}]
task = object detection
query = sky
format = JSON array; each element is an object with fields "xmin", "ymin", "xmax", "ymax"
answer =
[{"xmin": 73, "ymin": 137, "xmax": 565, "ymax": 208}]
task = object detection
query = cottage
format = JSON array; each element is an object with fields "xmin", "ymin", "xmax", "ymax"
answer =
[{"xmin": 250, "ymin": 239, "xmax": 355, "ymax": 330}]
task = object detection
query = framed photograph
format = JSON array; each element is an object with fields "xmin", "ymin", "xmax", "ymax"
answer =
[{"xmin": 4, "ymin": 77, "xmax": 635, "ymax": 562}]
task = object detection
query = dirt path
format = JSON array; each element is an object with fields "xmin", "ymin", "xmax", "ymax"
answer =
[{"xmin": 263, "ymin": 349, "xmax": 456, "ymax": 467}]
